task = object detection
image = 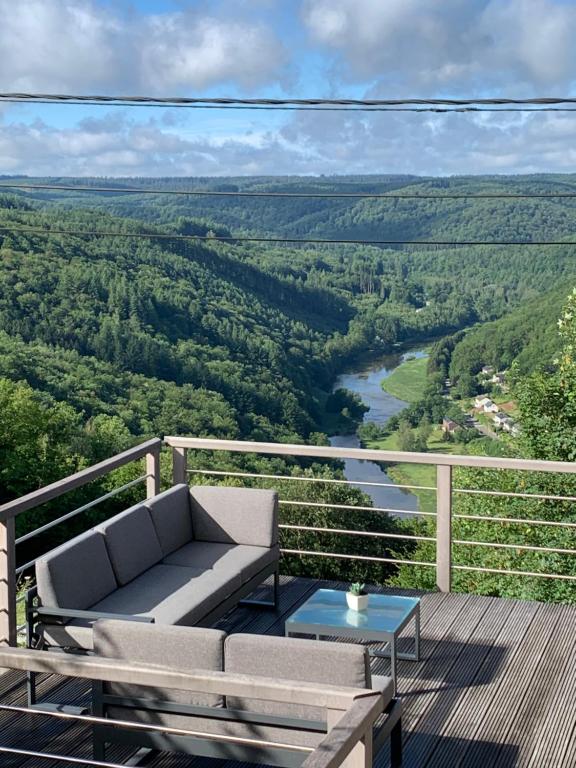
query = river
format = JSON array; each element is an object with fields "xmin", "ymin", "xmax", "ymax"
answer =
[{"xmin": 329, "ymin": 349, "xmax": 427, "ymax": 516}]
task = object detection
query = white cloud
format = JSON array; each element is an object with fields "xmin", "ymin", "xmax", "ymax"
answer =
[
  {"xmin": 2, "ymin": 109, "xmax": 576, "ymax": 177},
  {"xmin": 0, "ymin": 0, "xmax": 287, "ymax": 93},
  {"xmin": 301, "ymin": 0, "xmax": 576, "ymax": 91}
]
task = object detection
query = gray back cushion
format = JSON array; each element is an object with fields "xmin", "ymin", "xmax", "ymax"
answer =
[
  {"xmin": 94, "ymin": 620, "xmax": 226, "ymax": 707},
  {"xmin": 225, "ymin": 634, "xmax": 370, "ymax": 721},
  {"xmin": 190, "ymin": 486, "xmax": 278, "ymax": 547},
  {"xmin": 97, "ymin": 504, "xmax": 163, "ymax": 586},
  {"xmin": 36, "ymin": 530, "xmax": 117, "ymax": 610},
  {"xmin": 146, "ymin": 484, "xmax": 193, "ymax": 556}
]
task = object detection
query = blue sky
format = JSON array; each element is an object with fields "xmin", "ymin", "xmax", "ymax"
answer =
[{"xmin": 2, "ymin": 0, "xmax": 576, "ymax": 177}]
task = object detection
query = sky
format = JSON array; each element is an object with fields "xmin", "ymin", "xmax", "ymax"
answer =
[{"xmin": 2, "ymin": 0, "xmax": 576, "ymax": 177}]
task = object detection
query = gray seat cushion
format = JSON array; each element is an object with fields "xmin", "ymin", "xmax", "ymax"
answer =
[
  {"xmin": 97, "ymin": 504, "xmax": 163, "ymax": 586},
  {"xmin": 94, "ymin": 620, "xmax": 226, "ymax": 707},
  {"xmin": 190, "ymin": 486, "xmax": 278, "ymax": 548},
  {"xmin": 36, "ymin": 530, "xmax": 117, "ymax": 610},
  {"xmin": 91, "ymin": 565, "xmax": 242, "ymax": 627},
  {"xmin": 225, "ymin": 634, "xmax": 372, "ymax": 721},
  {"xmin": 146, "ymin": 484, "xmax": 193, "ymax": 556},
  {"xmin": 163, "ymin": 542, "xmax": 279, "ymax": 584}
]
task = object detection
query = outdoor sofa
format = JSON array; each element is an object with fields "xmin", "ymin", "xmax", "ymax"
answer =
[
  {"xmin": 92, "ymin": 620, "xmax": 403, "ymax": 767},
  {"xmin": 26, "ymin": 483, "xmax": 280, "ymax": 702}
]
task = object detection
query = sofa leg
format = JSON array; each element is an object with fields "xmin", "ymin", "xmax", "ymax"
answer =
[
  {"xmin": 390, "ymin": 718, "xmax": 402, "ymax": 768},
  {"xmin": 239, "ymin": 569, "xmax": 279, "ymax": 610},
  {"xmin": 27, "ymin": 671, "xmax": 37, "ymax": 707},
  {"xmin": 273, "ymin": 568, "xmax": 280, "ymax": 609}
]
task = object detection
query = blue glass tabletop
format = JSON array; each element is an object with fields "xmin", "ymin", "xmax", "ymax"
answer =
[{"xmin": 286, "ymin": 589, "xmax": 420, "ymax": 634}]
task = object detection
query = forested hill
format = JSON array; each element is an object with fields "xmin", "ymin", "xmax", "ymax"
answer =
[
  {"xmin": 448, "ymin": 286, "xmax": 568, "ymax": 387},
  {"xmin": 9, "ymin": 173, "xmax": 576, "ymax": 242},
  {"xmin": 0, "ymin": 197, "xmax": 361, "ymax": 449},
  {"xmin": 2, "ymin": 173, "xmax": 576, "ymax": 463}
]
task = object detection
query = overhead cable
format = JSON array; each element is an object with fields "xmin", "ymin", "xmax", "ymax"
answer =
[
  {"xmin": 0, "ymin": 224, "xmax": 574, "ymax": 247},
  {"xmin": 4, "ymin": 93, "xmax": 576, "ymax": 112},
  {"xmin": 4, "ymin": 182, "xmax": 576, "ymax": 200}
]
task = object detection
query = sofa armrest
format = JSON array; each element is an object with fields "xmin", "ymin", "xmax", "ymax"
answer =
[{"xmin": 35, "ymin": 606, "xmax": 155, "ymax": 624}]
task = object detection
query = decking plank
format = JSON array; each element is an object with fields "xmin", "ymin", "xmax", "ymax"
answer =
[
  {"xmin": 494, "ymin": 604, "xmax": 576, "ymax": 768},
  {"xmin": 401, "ymin": 595, "xmax": 515, "ymax": 768},
  {"xmin": 457, "ymin": 602, "xmax": 566, "ymax": 767},
  {"xmin": 423, "ymin": 597, "xmax": 539, "ymax": 768}
]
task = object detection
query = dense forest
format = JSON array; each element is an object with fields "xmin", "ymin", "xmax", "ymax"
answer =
[{"xmin": 1, "ymin": 173, "xmax": 576, "ymax": 594}]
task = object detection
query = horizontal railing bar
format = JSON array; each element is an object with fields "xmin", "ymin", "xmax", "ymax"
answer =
[
  {"xmin": 279, "ymin": 499, "xmax": 436, "ymax": 517},
  {"xmin": 453, "ymin": 539, "xmax": 576, "ymax": 555},
  {"xmin": 0, "ymin": 438, "xmax": 162, "ymax": 522},
  {"xmin": 0, "ymin": 703, "xmax": 314, "ymax": 753},
  {"xmin": 453, "ymin": 564, "xmax": 576, "ymax": 580},
  {"xmin": 16, "ymin": 556, "xmax": 39, "ymax": 576},
  {"xmin": 167, "ymin": 436, "xmax": 576, "ymax": 474},
  {"xmin": 0, "ymin": 746, "xmax": 128, "ymax": 768},
  {"xmin": 281, "ymin": 548, "xmax": 435, "ymax": 568},
  {"xmin": 279, "ymin": 524, "xmax": 435, "ymax": 542},
  {"xmin": 188, "ymin": 468, "xmax": 435, "ymax": 492},
  {"xmin": 454, "ymin": 487, "xmax": 576, "ymax": 502},
  {"xmin": 15, "ymin": 474, "xmax": 150, "ymax": 545},
  {"xmin": 15, "ymin": 594, "xmax": 24, "ymax": 603},
  {"xmin": 453, "ymin": 512, "xmax": 576, "ymax": 528},
  {"xmin": 16, "ymin": 623, "xmax": 25, "ymax": 633}
]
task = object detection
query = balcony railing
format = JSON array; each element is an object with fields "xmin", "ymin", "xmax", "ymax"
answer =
[
  {"xmin": 0, "ymin": 434, "xmax": 575, "ymax": 650},
  {"xmin": 166, "ymin": 436, "xmax": 576, "ymax": 592}
]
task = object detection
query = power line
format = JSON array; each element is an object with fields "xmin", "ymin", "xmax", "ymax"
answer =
[
  {"xmin": 4, "ymin": 93, "xmax": 576, "ymax": 112},
  {"xmin": 3, "ymin": 182, "xmax": 576, "ymax": 200},
  {"xmin": 0, "ymin": 224, "xmax": 574, "ymax": 247},
  {"xmin": 4, "ymin": 99, "xmax": 576, "ymax": 113},
  {"xmin": 4, "ymin": 93, "xmax": 576, "ymax": 106}
]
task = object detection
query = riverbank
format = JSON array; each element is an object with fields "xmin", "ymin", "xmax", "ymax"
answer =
[
  {"xmin": 380, "ymin": 354, "xmax": 429, "ymax": 402},
  {"xmin": 363, "ymin": 427, "xmax": 467, "ymax": 513}
]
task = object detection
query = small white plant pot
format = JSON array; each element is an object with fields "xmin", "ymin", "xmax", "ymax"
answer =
[{"xmin": 346, "ymin": 592, "xmax": 369, "ymax": 611}]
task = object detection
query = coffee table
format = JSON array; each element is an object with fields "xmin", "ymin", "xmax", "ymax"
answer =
[{"xmin": 285, "ymin": 588, "xmax": 420, "ymax": 694}]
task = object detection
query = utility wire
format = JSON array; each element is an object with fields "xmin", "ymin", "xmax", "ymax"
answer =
[
  {"xmin": 4, "ymin": 182, "xmax": 576, "ymax": 200},
  {"xmin": 5, "ymin": 93, "xmax": 576, "ymax": 112},
  {"xmin": 0, "ymin": 224, "xmax": 574, "ymax": 247},
  {"xmin": 4, "ymin": 94, "xmax": 576, "ymax": 106},
  {"xmin": 5, "ymin": 99, "xmax": 576, "ymax": 113}
]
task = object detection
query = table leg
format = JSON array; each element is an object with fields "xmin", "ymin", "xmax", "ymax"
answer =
[
  {"xmin": 415, "ymin": 604, "xmax": 421, "ymax": 662},
  {"xmin": 390, "ymin": 635, "xmax": 397, "ymax": 696}
]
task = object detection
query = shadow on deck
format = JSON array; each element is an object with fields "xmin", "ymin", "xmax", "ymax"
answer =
[{"xmin": 0, "ymin": 576, "xmax": 574, "ymax": 768}]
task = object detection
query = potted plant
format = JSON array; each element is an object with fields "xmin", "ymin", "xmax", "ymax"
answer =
[{"xmin": 346, "ymin": 582, "xmax": 369, "ymax": 611}]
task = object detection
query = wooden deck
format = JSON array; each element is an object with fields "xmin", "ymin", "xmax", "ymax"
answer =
[{"xmin": 0, "ymin": 576, "xmax": 575, "ymax": 767}]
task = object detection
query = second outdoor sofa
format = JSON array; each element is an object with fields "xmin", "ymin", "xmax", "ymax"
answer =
[{"xmin": 28, "ymin": 483, "xmax": 280, "ymax": 653}]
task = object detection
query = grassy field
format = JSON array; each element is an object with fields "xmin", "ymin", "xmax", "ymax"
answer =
[
  {"xmin": 381, "ymin": 355, "xmax": 429, "ymax": 403},
  {"xmin": 365, "ymin": 427, "xmax": 466, "ymax": 513}
]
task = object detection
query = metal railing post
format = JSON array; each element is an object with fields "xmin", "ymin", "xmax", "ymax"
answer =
[
  {"xmin": 0, "ymin": 519, "xmax": 16, "ymax": 646},
  {"xmin": 172, "ymin": 447, "xmax": 188, "ymax": 485},
  {"xmin": 145, "ymin": 444, "xmax": 161, "ymax": 498},
  {"xmin": 436, "ymin": 464, "xmax": 452, "ymax": 592}
]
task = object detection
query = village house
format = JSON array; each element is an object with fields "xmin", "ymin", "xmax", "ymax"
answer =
[
  {"xmin": 474, "ymin": 395, "xmax": 491, "ymax": 408},
  {"xmin": 491, "ymin": 372, "xmax": 506, "ymax": 385},
  {"xmin": 481, "ymin": 365, "xmax": 495, "ymax": 376},
  {"xmin": 442, "ymin": 417, "xmax": 459, "ymax": 434},
  {"xmin": 483, "ymin": 399, "xmax": 499, "ymax": 413},
  {"xmin": 493, "ymin": 413, "xmax": 513, "ymax": 429}
]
